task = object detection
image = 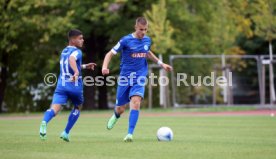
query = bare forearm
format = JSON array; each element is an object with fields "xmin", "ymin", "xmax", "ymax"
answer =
[
  {"xmin": 147, "ymin": 50, "xmax": 172, "ymax": 72},
  {"xmin": 103, "ymin": 51, "xmax": 114, "ymax": 69},
  {"xmin": 147, "ymin": 51, "xmax": 162, "ymax": 64}
]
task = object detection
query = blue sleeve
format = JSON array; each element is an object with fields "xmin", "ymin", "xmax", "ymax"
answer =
[{"xmin": 111, "ymin": 37, "xmax": 126, "ymax": 55}]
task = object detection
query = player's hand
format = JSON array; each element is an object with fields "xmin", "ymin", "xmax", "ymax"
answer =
[
  {"xmin": 72, "ymin": 72, "xmax": 79, "ymax": 82},
  {"xmin": 102, "ymin": 68, "xmax": 110, "ymax": 75},
  {"xmin": 161, "ymin": 63, "xmax": 173, "ymax": 72},
  {"xmin": 85, "ymin": 63, "xmax": 97, "ymax": 70}
]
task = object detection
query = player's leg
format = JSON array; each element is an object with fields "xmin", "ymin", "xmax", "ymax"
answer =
[
  {"xmin": 42, "ymin": 104, "xmax": 62, "ymax": 123},
  {"xmin": 40, "ymin": 90, "xmax": 66, "ymax": 140},
  {"xmin": 60, "ymin": 90, "xmax": 83, "ymax": 142},
  {"xmin": 60, "ymin": 105, "xmax": 81, "ymax": 142},
  {"xmin": 124, "ymin": 96, "xmax": 142, "ymax": 142},
  {"xmin": 115, "ymin": 105, "xmax": 126, "ymax": 117},
  {"xmin": 128, "ymin": 95, "xmax": 141, "ymax": 134},
  {"xmin": 124, "ymin": 84, "xmax": 145, "ymax": 142},
  {"xmin": 107, "ymin": 85, "xmax": 130, "ymax": 130},
  {"xmin": 64, "ymin": 105, "xmax": 81, "ymax": 134},
  {"xmin": 39, "ymin": 104, "xmax": 62, "ymax": 140},
  {"xmin": 107, "ymin": 105, "xmax": 126, "ymax": 130}
]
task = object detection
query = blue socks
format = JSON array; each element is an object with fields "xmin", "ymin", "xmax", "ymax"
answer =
[
  {"xmin": 43, "ymin": 109, "xmax": 55, "ymax": 124},
  {"xmin": 65, "ymin": 109, "xmax": 80, "ymax": 134},
  {"xmin": 42, "ymin": 108, "xmax": 80, "ymax": 134},
  {"xmin": 128, "ymin": 109, "xmax": 139, "ymax": 135}
]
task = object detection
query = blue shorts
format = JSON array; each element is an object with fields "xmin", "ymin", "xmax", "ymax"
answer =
[
  {"xmin": 52, "ymin": 87, "xmax": 83, "ymax": 107},
  {"xmin": 115, "ymin": 83, "xmax": 145, "ymax": 106}
]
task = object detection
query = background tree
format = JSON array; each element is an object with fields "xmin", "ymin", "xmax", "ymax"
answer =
[
  {"xmin": 143, "ymin": 0, "xmax": 177, "ymax": 108},
  {"xmin": 0, "ymin": 0, "xmax": 75, "ymax": 112},
  {"xmin": 251, "ymin": 0, "xmax": 276, "ymax": 104},
  {"xmin": 0, "ymin": 0, "xmax": 156, "ymax": 112},
  {"xmin": 1, "ymin": 0, "xmax": 275, "ymax": 112},
  {"xmin": 144, "ymin": 0, "xmax": 178, "ymax": 55}
]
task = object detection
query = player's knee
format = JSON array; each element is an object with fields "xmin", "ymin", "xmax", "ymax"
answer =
[
  {"xmin": 131, "ymin": 98, "xmax": 141, "ymax": 110},
  {"xmin": 131, "ymin": 104, "xmax": 140, "ymax": 110},
  {"xmin": 51, "ymin": 104, "xmax": 62, "ymax": 115},
  {"xmin": 132, "ymin": 105, "xmax": 140, "ymax": 110},
  {"xmin": 132, "ymin": 96, "xmax": 142, "ymax": 103}
]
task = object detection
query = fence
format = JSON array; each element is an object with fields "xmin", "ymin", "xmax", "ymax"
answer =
[{"xmin": 168, "ymin": 54, "xmax": 275, "ymax": 108}]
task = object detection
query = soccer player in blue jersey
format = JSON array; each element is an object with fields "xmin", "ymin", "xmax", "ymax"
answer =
[
  {"xmin": 39, "ymin": 29, "xmax": 96, "ymax": 142},
  {"xmin": 102, "ymin": 17, "xmax": 173, "ymax": 142}
]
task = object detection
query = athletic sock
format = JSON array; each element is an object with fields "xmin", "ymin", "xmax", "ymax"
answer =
[
  {"xmin": 128, "ymin": 109, "xmax": 139, "ymax": 134},
  {"xmin": 43, "ymin": 109, "xmax": 55, "ymax": 124},
  {"xmin": 64, "ymin": 109, "xmax": 80, "ymax": 134}
]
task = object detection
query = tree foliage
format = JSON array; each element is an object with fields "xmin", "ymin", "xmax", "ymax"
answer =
[
  {"xmin": 0, "ymin": 0, "xmax": 75, "ymax": 112},
  {"xmin": 0, "ymin": 0, "xmax": 156, "ymax": 112},
  {"xmin": 0, "ymin": 0, "xmax": 275, "ymax": 112},
  {"xmin": 144, "ymin": 0, "xmax": 179, "ymax": 54},
  {"xmin": 251, "ymin": 0, "xmax": 276, "ymax": 42}
]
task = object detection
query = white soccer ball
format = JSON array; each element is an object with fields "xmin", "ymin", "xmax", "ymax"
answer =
[{"xmin": 157, "ymin": 127, "xmax": 173, "ymax": 141}]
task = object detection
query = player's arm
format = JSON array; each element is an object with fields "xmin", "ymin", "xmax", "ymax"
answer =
[
  {"xmin": 69, "ymin": 56, "xmax": 79, "ymax": 81},
  {"xmin": 102, "ymin": 38, "xmax": 123, "ymax": 75},
  {"xmin": 147, "ymin": 50, "xmax": 173, "ymax": 72},
  {"xmin": 147, "ymin": 50, "xmax": 161, "ymax": 63},
  {"xmin": 81, "ymin": 63, "xmax": 97, "ymax": 70},
  {"xmin": 102, "ymin": 51, "xmax": 115, "ymax": 75}
]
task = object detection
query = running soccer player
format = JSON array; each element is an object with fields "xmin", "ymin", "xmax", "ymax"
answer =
[
  {"xmin": 102, "ymin": 17, "xmax": 173, "ymax": 142},
  {"xmin": 39, "ymin": 29, "xmax": 96, "ymax": 142}
]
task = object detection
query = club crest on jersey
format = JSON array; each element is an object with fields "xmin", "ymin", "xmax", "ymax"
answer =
[
  {"xmin": 131, "ymin": 53, "xmax": 147, "ymax": 58},
  {"xmin": 144, "ymin": 45, "xmax": 149, "ymax": 51}
]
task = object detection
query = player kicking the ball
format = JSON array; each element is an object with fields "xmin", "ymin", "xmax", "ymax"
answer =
[
  {"xmin": 39, "ymin": 29, "xmax": 96, "ymax": 142},
  {"xmin": 102, "ymin": 17, "xmax": 172, "ymax": 142}
]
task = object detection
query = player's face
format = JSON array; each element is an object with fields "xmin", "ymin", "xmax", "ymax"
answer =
[
  {"xmin": 72, "ymin": 35, "xmax": 84, "ymax": 48},
  {"xmin": 135, "ymin": 23, "xmax": 148, "ymax": 39}
]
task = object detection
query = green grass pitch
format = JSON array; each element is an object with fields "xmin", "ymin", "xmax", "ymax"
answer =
[{"xmin": 0, "ymin": 110, "xmax": 276, "ymax": 159}]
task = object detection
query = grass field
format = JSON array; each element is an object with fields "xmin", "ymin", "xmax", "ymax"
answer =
[{"xmin": 0, "ymin": 109, "xmax": 276, "ymax": 159}]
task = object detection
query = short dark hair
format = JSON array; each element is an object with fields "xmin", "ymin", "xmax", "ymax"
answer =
[
  {"xmin": 136, "ymin": 17, "xmax": 148, "ymax": 25},
  {"xmin": 68, "ymin": 29, "xmax": 82, "ymax": 39}
]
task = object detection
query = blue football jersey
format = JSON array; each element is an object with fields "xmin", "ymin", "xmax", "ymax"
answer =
[
  {"xmin": 56, "ymin": 46, "xmax": 83, "ymax": 88},
  {"xmin": 111, "ymin": 34, "xmax": 151, "ymax": 77}
]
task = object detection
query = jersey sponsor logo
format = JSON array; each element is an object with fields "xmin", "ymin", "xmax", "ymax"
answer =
[
  {"xmin": 144, "ymin": 45, "xmax": 149, "ymax": 51},
  {"xmin": 131, "ymin": 53, "xmax": 147, "ymax": 58}
]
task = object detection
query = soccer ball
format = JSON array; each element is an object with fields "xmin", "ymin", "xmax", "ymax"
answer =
[{"xmin": 157, "ymin": 127, "xmax": 173, "ymax": 141}]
